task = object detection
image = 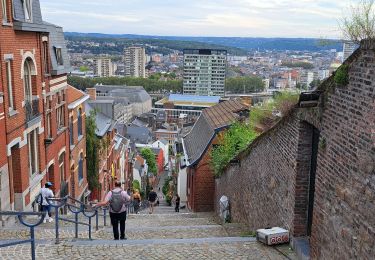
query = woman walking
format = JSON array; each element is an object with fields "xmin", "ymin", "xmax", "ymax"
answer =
[
  {"xmin": 133, "ymin": 189, "xmax": 141, "ymax": 214},
  {"xmin": 175, "ymin": 194, "xmax": 180, "ymax": 212}
]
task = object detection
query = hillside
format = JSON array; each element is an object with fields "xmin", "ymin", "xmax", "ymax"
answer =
[{"xmin": 65, "ymin": 32, "xmax": 343, "ymax": 52}]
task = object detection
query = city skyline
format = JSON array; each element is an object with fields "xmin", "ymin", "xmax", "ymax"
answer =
[{"xmin": 39, "ymin": 0, "xmax": 358, "ymax": 38}]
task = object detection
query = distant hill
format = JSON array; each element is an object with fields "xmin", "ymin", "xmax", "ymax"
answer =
[{"xmin": 65, "ymin": 32, "xmax": 343, "ymax": 52}]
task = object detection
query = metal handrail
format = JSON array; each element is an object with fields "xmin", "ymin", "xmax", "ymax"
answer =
[{"xmin": 0, "ymin": 211, "xmax": 46, "ymax": 260}]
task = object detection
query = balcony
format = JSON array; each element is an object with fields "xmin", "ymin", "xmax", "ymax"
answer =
[{"xmin": 25, "ymin": 98, "xmax": 41, "ymax": 127}]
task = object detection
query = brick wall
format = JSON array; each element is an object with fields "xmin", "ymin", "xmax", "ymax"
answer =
[{"xmin": 215, "ymin": 41, "xmax": 375, "ymax": 259}]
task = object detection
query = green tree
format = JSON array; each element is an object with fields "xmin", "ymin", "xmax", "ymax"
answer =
[
  {"xmin": 309, "ymin": 79, "xmax": 321, "ymax": 89},
  {"xmin": 225, "ymin": 76, "xmax": 265, "ymax": 93},
  {"xmin": 141, "ymin": 148, "xmax": 158, "ymax": 176},
  {"xmin": 79, "ymin": 66, "xmax": 89, "ymax": 72},
  {"xmin": 132, "ymin": 180, "xmax": 140, "ymax": 191},
  {"xmin": 86, "ymin": 110, "xmax": 100, "ymax": 191}
]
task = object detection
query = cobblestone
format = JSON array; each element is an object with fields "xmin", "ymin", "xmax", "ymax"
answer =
[{"xmin": 0, "ymin": 203, "xmax": 290, "ymax": 259}]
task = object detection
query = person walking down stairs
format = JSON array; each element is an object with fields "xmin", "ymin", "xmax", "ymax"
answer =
[
  {"xmin": 133, "ymin": 189, "xmax": 142, "ymax": 214},
  {"xmin": 95, "ymin": 181, "xmax": 131, "ymax": 240},
  {"xmin": 148, "ymin": 187, "xmax": 158, "ymax": 214},
  {"xmin": 38, "ymin": 182, "xmax": 54, "ymax": 223}
]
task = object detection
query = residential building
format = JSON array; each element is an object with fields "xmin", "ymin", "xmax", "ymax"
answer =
[
  {"xmin": 182, "ymin": 99, "xmax": 249, "ymax": 212},
  {"xmin": 300, "ymin": 71, "xmax": 315, "ymax": 88},
  {"xmin": 155, "ymin": 129, "xmax": 178, "ymax": 145},
  {"xmin": 93, "ymin": 58, "xmax": 113, "ymax": 77},
  {"xmin": 66, "ymin": 86, "xmax": 89, "ymax": 201},
  {"xmin": 183, "ymin": 49, "xmax": 227, "ymax": 96},
  {"xmin": 0, "ymin": 0, "xmax": 71, "ymax": 212},
  {"xmin": 124, "ymin": 46, "xmax": 146, "ymax": 78},
  {"xmin": 125, "ymin": 126, "xmax": 152, "ymax": 144},
  {"xmin": 85, "ymin": 102, "xmax": 117, "ymax": 200}
]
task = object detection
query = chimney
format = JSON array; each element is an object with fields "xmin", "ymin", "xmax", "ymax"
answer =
[{"xmin": 86, "ymin": 88, "xmax": 97, "ymax": 100}]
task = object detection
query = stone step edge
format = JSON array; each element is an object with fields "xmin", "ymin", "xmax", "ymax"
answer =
[{"xmin": 66, "ymin": 236, "xmax": 257, "ymax": 246}]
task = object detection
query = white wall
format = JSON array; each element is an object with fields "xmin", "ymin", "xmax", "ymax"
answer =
[{"xmin": 177, "ymin": 167, "xmax": 187, "ymax": 203}]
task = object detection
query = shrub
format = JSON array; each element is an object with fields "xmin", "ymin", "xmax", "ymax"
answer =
[
  {"xmin": 334, "ymin": 65, "xmax": 349, "ymax": 86},
  {"xmin": 132, "ymin": 180, "xmax": 140, "ymax": 191}
]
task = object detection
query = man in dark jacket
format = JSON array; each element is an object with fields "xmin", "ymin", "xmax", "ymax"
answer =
[{"xmin": 148, "ymin": 187, "xmax": 158, "ymax": 214}]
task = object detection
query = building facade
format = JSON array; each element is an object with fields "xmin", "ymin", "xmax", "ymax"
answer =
[
  {"xmin": 124, "ymin": 46, "xmax": 146, "ymax": 78},
  {"xmin": 183, "ymin": 49, "xmax": 227, "ymax": 96},
  {"xmin": 67, "ymin": 86, "xmax": 89, "ymax": 201},
  {"xmin": 93, "ymin": 58, "xmax": 113, "ymax": 77},
  {"xmin": 0, "ymin": 0, "xmax": 72, "ymax": 212}
]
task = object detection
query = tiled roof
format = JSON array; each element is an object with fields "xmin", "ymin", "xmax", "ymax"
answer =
[
  {"xmin": 183, "ymin": 99, "xmax": 249, "ymax": 165},
  {"xmin": 183, "ymin": 99, "xmax": 249, "ymax": 166},
  {"xmin": 67, "ymin": 85, "xmax": 86, "ymax": 105}
]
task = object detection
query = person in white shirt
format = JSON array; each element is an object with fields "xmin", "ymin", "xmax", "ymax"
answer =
[{"xmin": 40, "ymin": 182, "xmax": 54, "ymax": 223}]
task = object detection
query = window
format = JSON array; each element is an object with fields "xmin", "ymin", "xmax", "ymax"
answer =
[
  {"xmin": 59, "ymin": 152, "xmax": 65, "ymax": 184},
  {"xmin": 5, "ymin": 60, "xmax": 14, "ymax": 110},
  {"xmin": 78, "ymin": 153, "xmax": 83, "ymax": 182},
  {"xmin": 28, "ymin": 129, "xmax": 39, "ymax": 176},
  {"xmin": 42, "ymin": 41, "xmax": 49, "ymax": 74},
  {"xmin": 23, "ymin": 0, "xmax": 32, "ymax": 21},
  {"xmin": 55, "ymin": 47, "xmax": 63, "ymax": 66},
  {"xmin": 56, "ymin": 105, "xmax": 64, "ymax": 130},
  {"xmin": 46, "ymin": 112, "xmax": 52, "ymax": 138},
  {"xmin": 24, "ymin": 58, "xmax": 32, "ymax": 102},
  {"xmin": 77, "ymin": 108, "xmax": 82, "ymax": 137},
  {"xmin": 69, "ymin": 116, "xmax": 74, "ymax": 145},
  {"xmin": 2, "ymin": 0, "xmax": 7, "ymax": 23}
]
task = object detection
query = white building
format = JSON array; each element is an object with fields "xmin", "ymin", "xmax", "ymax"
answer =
[
  {"xmin": 93, "ymin": 58, "xmax": 113, "ymax": 77},
  {"xmin": 124, "ymin": 46, "xmax": 146, "ymax": 78},
  {"xmin": 343, "ymin": 42, "xmax": 358, "ymax": 62},
  {"xmin": 183, "ymin": 49, "xmax": 227, "ymax": 96}
]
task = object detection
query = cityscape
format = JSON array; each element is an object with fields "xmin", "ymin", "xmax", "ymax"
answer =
[{"xmin": 0, "ymin": 0, "xmax": 374, "ymax": 260}]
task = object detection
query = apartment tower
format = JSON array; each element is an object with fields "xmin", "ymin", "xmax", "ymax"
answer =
[
  {"xmin": 124, "ymin": 46, "xmax": 146, "ymax": 78},
  {"xmin": 183, "ymin": 49, "xmax": 227, "ymax": 96},
  {"xmin": 93, "ymin": 58, "xmax": 113, "ymax": 77}
]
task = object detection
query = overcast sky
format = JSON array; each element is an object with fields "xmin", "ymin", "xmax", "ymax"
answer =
[{"xmin": 39, "ymin": 0, "xmax": 358, "ymax": 38}]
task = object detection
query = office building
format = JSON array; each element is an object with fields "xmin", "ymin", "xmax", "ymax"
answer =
[
  {"xmin": 183, "ymin": 49, "xmax": 227, "ymax": 96},
  {"xmin": 124, "ymin": 46, "xmax": 146, "ymax": 78}
]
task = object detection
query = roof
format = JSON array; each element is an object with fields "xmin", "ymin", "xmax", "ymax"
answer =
[
  {"xmin": 155, "ymin": 94, "xmax": 220, "ymax": 107},
  {"xmin": 85, "ymin": 103, "xmax": 116, "ymax": 137},
  {"xmin": 126, "ymin": 126, "xmax": 152, "ymax": 144},
  {"xmin": 183, "ymin": 99, "xmax": 249, "ymax": 166},
  {"xmin": 67, "ymin": 85, "xmax": 88, "ymax": 108},
  {"xmin": 94, "ymin": 85, "xmax": 151, "ymax": 103}
]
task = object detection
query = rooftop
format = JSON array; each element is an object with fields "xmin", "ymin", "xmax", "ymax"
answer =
[{"xmin": 155, "ymin": 94, "xmax": 220, "ymax": 107}]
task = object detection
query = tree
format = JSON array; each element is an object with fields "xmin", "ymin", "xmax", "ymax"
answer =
[
  {"xmin": 86, "ymin": 110, "xmax": 100, "ymax": 191},
  {"xmin": 340, "ymin": 0, "xmax": 375, "ymax": 43},
  {"xmin": 225, "ymin": 76, "xmax": 265, "ymax": 94},
  {"xmin": 309, "ymin": 79, "xmax": 321, "ymax": 89},
  {"xmin": 141, "ymin": 148, "xmax": 157, "ymax": 176}
]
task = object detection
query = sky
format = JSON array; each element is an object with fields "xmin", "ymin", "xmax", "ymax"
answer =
[{"xmin": 39, "ymin": 0, "xmax": 359, "ymax": 38}]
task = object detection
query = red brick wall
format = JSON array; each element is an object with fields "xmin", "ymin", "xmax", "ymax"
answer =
[{"xmin": 215, "ymin": 41, "xmax": 375, "ymax": 259}]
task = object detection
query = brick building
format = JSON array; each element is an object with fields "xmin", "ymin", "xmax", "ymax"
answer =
[
  {"xmin": 214, "ymin": 40, "xmax": 375, "ymax": 259},
  {"xmin": 0, "ymin": 0, "xmax": 72, "ymax": 211},
  {"xmin": 66, "ymin": 85, "xmax": 89, "ymax": 201},
  {"xmin": 182, "ymin": 100, "xmax": 249, "ymax": 212}
]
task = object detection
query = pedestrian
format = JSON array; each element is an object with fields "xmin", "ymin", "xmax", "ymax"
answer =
[
  {"xmin": 148, "ymin": 187, "xmax": 158, "ymax": 214},
  {"xmin": 95, "ymin": 181, "xmax": 131, "ymax": 240},
  {"xmin": 133, "ymin": 189, "xmax": 141, "ymax": 214},
  {"xmin": 175, "ymin": 194, "xmax": 180, "ymax": 213},
  {"xmin": 38, "ymin": 182, "xmax": 54, "ymax": 223}
]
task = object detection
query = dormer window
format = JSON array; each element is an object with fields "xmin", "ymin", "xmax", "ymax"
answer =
[
  {"xmin": 55, "ymin": 47, "xmax": 63, "ymax": 66},
  {"xmin": 23, "ymin": 0, "xmax": 32, "ymax": 22}
]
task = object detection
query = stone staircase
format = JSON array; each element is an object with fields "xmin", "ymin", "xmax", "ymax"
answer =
[{"xmin": 0, "ymin": 204, "xmax": 296, "ymax": 259}]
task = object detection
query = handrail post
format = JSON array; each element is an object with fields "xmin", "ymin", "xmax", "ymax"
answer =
[
  {"xmin": 55, "ymin": 206, "xmax": 59, "ymax": 244},
  {"xmin": 95, "ymin": 210, "xmax": 99, "ymax": 231},
  {"xmin": 88, "ymin": 217, "xmax": 92, "ymax": 240},
  {"xmin": 30, "ymin": 226, "xmax": 36, "ymax": 260},
  {"xmin": 75, "ymin": 212, "xmax": 79, "ymax": 239},
  {"xmin": 103, "ymin": 208, "xmax": 107, "ymax": 226}
]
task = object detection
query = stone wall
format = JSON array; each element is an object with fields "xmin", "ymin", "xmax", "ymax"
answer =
[{"xmin": 215, "ymin": 40, "xmax": 375, "ymax": 259}]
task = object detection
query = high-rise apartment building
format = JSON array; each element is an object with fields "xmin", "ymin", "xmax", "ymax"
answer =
[
  {"xmin": 124, "ymin": 46, "xmax": 146, "ymax": 78},
  {"xmin": 93, "ymin": 58, "xmax": 113, "ymax": 77},
  {"xmin": 343, "ymin": 41, "xmax": 358, "ymax": 62},
  {"xmin": 183, "ymin": 49, "xmax": 227, "ymax": 96}
]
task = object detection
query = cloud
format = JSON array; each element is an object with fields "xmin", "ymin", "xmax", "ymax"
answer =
[{"xmin": 39, "ymin": 0, "xmax": 354, "ymax": 38}]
